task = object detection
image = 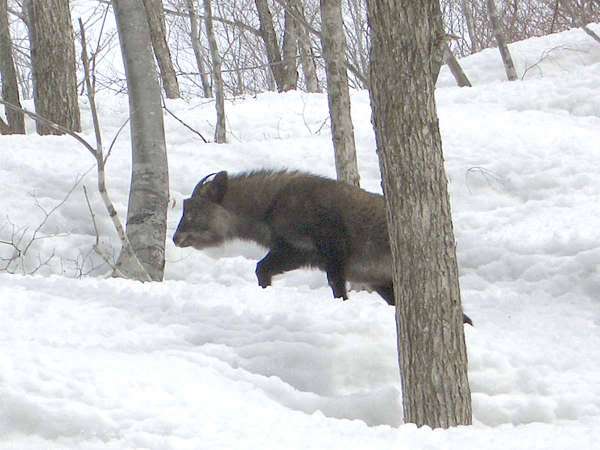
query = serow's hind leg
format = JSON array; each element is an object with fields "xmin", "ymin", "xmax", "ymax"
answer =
[{"xmin": 374, "ymin": 283, "xmax": 473, "ymax": 326}]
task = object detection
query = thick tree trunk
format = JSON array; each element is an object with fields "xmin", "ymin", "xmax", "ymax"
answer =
[
  {"xmin": 486, "ymin": 0, "xmax": 518, "ymax": 81},
  {"xmin": 290, "ymin": 0, "xmax": 320, "ymax": 92},
  {"xmin": 0, "ymin": 0, "xmax": 25, "ymax": 134},
  {"xmin": 203, "ymin": 0, "xmax": 226, "ymax": 143},
  {"xmin": 367, "ymin": 0, "xmax": 472, "ymax": 428},
  {"xmin": 444, "ymin": 42, "xmax": 472, "ymax": 87},
  {"xmin": 254, "ymin": 0, "xmax": 284, "ymax": 92},
  {"xmin": 112, "ymin": 0, "xmax": 169, "ymax": 281},
  {"xmin": 25, "ymin": 0, "xmax": 80, "ymax": 134},
  {"xmin": 142, "ymin": 0, "xmax": 181, "ymax": 98},
  {"xmin": 319, "ymin": 0, "xmax": 360, "ymax": 187},
  {"xmin": 281, "ymin": 2, "xmax": 299, "ymax": 91},
  {"xmin": 186, "ymin": 0, "xmax": 213, "ymax": 98}
]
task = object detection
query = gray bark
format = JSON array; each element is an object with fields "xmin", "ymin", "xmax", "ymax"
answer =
[
  {"xmin": 203, "ymin": 0, "xmax": 226, "ymax": 143},
  {"xmin": 186, "ymin": 0, "xmax": 213, "ymax": 98},
  {"xmin": 254, "ymin": 0, "xmax": 284, "ymax": 92},
  {"xmin": 367, "ymin": 0, "xmax": 472, "ymax": 428},
  {"xmin": 460, "ymin": 0, "xmax": 478, "ymax": 53},
  {"xmin": 24, "ymin": 0, "xmax": 80, "ymax": 134},
  {"xmin": 142, "ymin": 0, "xmax": 181, "ymax": 98},
  {"xmin": 290, "ymin": 0, "xmax": 319, "ymax": 92},
  {"xmin": 444, "ymin": 42, "xmax": 472, "ymax": 87},
  {"xmin": 281, "ymin": 2, "xmax": 299, "ymax": 91},
  {"xmin": 112, "ymin": 0, "xmax": 170, "ymax": 281},
  {"xmin": 486, "ymin": 0, "xmax": 518, "ymax": 81},
  {"xmin": 320, "ymin": 0, "xmax": 360, "ymax": 187},
  {"xmin": 0, "ymin": 0, "xmax": 24, "ymax": 134}
]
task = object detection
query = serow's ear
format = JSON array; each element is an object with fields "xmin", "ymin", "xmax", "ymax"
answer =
[{"xmin": 207, "ymin": 171, "xmax": 228, "ymax": 203}]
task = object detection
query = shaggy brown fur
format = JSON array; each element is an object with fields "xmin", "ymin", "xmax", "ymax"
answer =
[{"xmin": 173, "ymin": 170, "xmax": 472, "ymax": 325}]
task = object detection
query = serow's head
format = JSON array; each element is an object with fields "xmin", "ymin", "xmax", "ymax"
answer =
[{"xmin": 173, "ymin": 171, "xmax": 232, "ymax": 249}]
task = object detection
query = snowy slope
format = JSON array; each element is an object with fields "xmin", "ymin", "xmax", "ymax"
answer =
[{"xmin": 1, "ymin": 25, "xmax": 600, "ymax": 449}]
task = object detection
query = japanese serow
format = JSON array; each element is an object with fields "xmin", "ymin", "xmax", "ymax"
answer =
[{"xmin": 173, "ymin": 170, "xmax": 472, "ymax": 325}]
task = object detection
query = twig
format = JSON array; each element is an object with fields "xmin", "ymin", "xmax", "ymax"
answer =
[
  {"xmin": 162, "ymin": 102, "xmax": 208, "ymax": 143},
  {"xmin": 582, "ymin": 25, "xmax": 600, "ymax": 45},
  {"xmin": 0, "ymin": 99, "xmax": 97, "ymax": 157}
]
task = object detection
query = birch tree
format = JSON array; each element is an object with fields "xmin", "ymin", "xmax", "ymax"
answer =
[
  {"xmin": 24, "ymin": 0, "xmax": 80, "ymax": 134},
  {"xmin": 281, "ymin": 2, "xmax": 299, "ymax": 91},
  {"xmin": 319, "ymin": 0, "xmax": 360, "ymax": 187},
  {"xmin": 112, "ymin": 0, "xmax": 170, "ymax": 281},
  {"xmin": 367, "ymin": 0, "xmax": 472, "ymax": 428},
  {"xmin": 142, "ymin": 0, "xmax": 181, "ymax": 98},
  {"xmin": 486, "ymin": 0, "xmax": 518, "ymax": 80},
  {"xmin": 0, "ymin": 0, "xmax": 24, "ymax": 134},
  {"xmin": 254, "ymin": 0, "xmax": 284, "ymax": 91},
  {"xmin": 444, "ymin": 42, "xmax": 472, "ymax": 87},
  {"xmin": 203, "ymin": 0, "xmax": 226, "ymax": 143},
  {"xmin": 186, "ymin": 0, "xmax": 213, "ymax": 98}
]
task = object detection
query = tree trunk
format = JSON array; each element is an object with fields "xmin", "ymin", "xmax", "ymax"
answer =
[
  {"xmin": 112, "ymin": 0, "xmax": 169, "ymax": 281},
  {"xmin": 290, "ymin": 0, "xmax": 320, "ymax": 92},
  {"xmin": 460, "ymin": 0, "xmax": 478, "ymax": 54},
  {"xmin": 281, "ymin": 2, "xmax": 299, "ymax": 91},
  {"xmin": 24, "ymin": 0, "xmax": 80, "ymax": 135},
  {"xmin": 254, "ymin": 0, "xmax": 284, "ymax": 92},
  {"xmin": 142, "ymin": 0, "xmax": 180, "ymax": 98},
  {"xmin": 319, "ymin": 0, "xmax": 360, "ymax": 187},
  {"xmin": 186, "ymin": 0, "xmax": 213, "ymax": 98},
  {"xmin": 444, "ymin": 42, "xmax": 472, "ymax": 87},
  {"xmin": 0, "ymin": 0, "xmax": 25, "ymax": 134},
  {"xmin": 367, "ymin": 0, "xmax": 472, "ymax": 428},
  {"xmin": 486, "ymin": 0, "xmax": 518, "ymax": 81},
  {"xmin": 203, "ymin": 0, "xmax": 226, "ymax": 143}
]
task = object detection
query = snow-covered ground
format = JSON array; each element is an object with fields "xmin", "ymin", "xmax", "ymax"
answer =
[{"xmin": 1, "ymin": 25, "xmax": 600, "ymax": 449}]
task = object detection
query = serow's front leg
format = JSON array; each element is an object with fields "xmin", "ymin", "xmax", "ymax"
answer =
[
  {"xmin": 255, "ymin": 241, "xmax": 315, "ymax": 289},
  {"xmin": 326, "ymin": 263, "xmax": 348, "ymax": 300}
]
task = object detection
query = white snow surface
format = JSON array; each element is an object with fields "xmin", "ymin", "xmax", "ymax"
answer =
[{"xmin": 1, "ymin": 25, "xmax": 600, "ymax": 449}]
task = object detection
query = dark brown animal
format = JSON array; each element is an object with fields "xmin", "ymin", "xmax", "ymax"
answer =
[{"xmin": 173, "ymin": 170, "xmax": 472, "ymax": 325}]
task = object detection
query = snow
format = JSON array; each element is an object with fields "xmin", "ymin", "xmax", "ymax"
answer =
[{"xmin": 1, "ymin": 25, "xmax": 600, "ymax": 449}]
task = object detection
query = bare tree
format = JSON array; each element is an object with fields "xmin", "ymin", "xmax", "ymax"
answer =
[
  {"xmin": 24, "ymin": 0, "xmax": 81, "ymax": 134},
  {"xmin": 486, "ymin": 0, "xmax": 518, "ymax": 80},
  {"xmin": 0, "ymin": 0, "xmax": 25, "ymax": 133},
  {"xmin": 203, "ymin": 0, "xmax": 226, "ymax": 143},
  {"xmin": 292, "ymin": 0, "xmax": 320, "ymax": 92},
  {"xmin": 254, "ymin": 0, "xmax": 285, "ymax": 91},
  {"xmin": 368, "ymin": 0, "xmax": 472, "ymax": 428},
  {"xmin": 112, "ymin": 0, "xmax": 170, "ymax": 281},
  {"xmin": 319, "ymin": 0, "xmax": 360, "ymax": 187},
  {"xmin": 142, "ymin": 0, "xmax": 181, "ymax": 98},
  {"xmin": 281, "ymin": 1, "xmax": 299, "ymax": 91},
  {"xmin": 444, "ymin": 42, "xmax": 472, "ymax": 87},
  {"xmin": 186, "ymin": 0, "xmax": 213, "ymax": 97}
]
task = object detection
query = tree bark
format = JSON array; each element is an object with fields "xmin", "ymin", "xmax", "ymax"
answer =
[
  {"xmin": 0, "ymin": 0, "xmax": 25, "ymax": 134},
  {"xmin": 444, "ymin": 42, "xmax": 472, "ymax": 87},
  {"xmin": 367, "ymin": 0, "xmax": 472, "ymax": 428},
  {"xmin": 486, "ymin": 0, "xmax": 518, "ymax": 81},
  {"xmin": 289, "ymin": 0, "xmax": 319, "ymax": 92},
  {"xmin": 24, "ymin": 0, "xmax": 81, "ymax": 134},
  {"xmin": 460, "ymin": 0, "xmax": 478, "ymax": 54},
  {"xmin": 186, "ymin": 0, "xmax": 213, "ymax": 98},
  {"xmin": 203, "ymin": 0, "xmax": 226, "ymax": 143},
  {"xmin": 142, "ymin": 0, "xmax": 181, "ymax": 98},
  {"xmin": 319, "ymin": 0, "xmax": 360, "ymax": 187},
  {"xmin": 281, "ymin": 1, "xmax": 299, "ymax": 91},
  {"xmin": 112, "ymin": 0, "xmax": 169, "ymax": 281},
  {"xmin": 254, "ymin": 0, "xmax": 284, "ymax": 92}
]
